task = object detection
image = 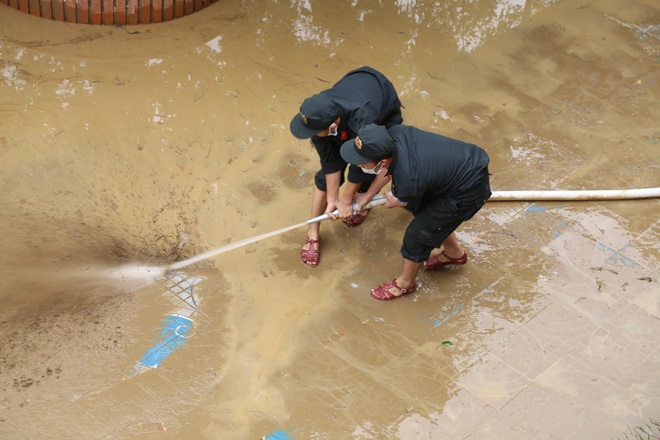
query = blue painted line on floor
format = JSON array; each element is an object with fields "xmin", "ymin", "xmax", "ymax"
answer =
[
  {"xmin": 525, "ymin": 205, "xmax": 547, "ymax": 212},
  {"xmin": 264, "ymin": 429, "xmax": 294, "ymax": 440},
  {"xmin": 419, "ymin": 304, "xmax": 462, "ymax": 328},
  {"xmin": 138, "ymin": 314, "xmax": 194, "ymax": 368},
  {"xmin": 597, "ymin": 242, "xmax": 639, "ymax": 267},
  {"xmin": 553, "ymin": 221, "xmax": 571, "ymax": 239}
]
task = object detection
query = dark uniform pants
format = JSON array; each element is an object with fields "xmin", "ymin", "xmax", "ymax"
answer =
[
  {"xmin": 401, "ymin": 167, "xmax": 491, "ymax": 263},
  {"xmin": 314, "ymin": 164, "xmax": 374, "ymax": 193}
]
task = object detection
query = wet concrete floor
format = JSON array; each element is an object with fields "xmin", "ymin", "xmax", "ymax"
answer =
[{"xmin": 0, "ymin": 0, "xmax": 659, "ymax": 439}]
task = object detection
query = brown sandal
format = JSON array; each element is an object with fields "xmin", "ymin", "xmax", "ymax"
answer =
[{"xmin": 300, "ymin": 237, "xmax": 320, "ymax": 268}]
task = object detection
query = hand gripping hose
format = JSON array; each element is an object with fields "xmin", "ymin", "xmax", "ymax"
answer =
[{"xmin": 306, "ymin": 195, "xmax": 388, "ymax": 224}]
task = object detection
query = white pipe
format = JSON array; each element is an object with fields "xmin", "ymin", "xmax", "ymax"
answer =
[{"xmin": 490, "ymin": 187, "xmax": 660, "ymax": 201}]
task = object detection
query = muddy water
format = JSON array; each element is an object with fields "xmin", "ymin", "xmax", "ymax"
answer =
[{"xmin": 1, "ymin": 1, "xmax": 659, "ymax": 439}]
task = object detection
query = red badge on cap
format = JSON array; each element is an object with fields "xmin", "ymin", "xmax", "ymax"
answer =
[{"xmin": 341, "ymin": 131, "xmax": 348, "ymax": 141}]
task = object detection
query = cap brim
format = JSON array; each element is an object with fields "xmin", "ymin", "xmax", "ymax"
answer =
[
  {"xmin": 340, "ymin": 139, "xmax": 370, "ymax": 165},
  {"xmin": 290, "ymin": 114, "xmax": 321, "ymax": 139}
]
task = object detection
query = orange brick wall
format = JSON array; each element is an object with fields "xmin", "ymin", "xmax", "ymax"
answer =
[{"xmin": 0, "ymin": 0, "xmax": 219, "ymax": 24}]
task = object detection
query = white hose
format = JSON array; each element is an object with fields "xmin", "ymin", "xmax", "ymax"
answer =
[
  {"xmin": 489, "ymin": 187, "xmax": 660, "ymax": 201},
  {"xmin": 123, "ymin": 187, "xmax": 658, "ymax": 279},
  {"xmin": 311, "ymin": 188, "xmax": 660, "ymax": 223}
]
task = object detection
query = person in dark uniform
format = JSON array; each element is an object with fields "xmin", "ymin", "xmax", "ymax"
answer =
[
  {"xmin": 290, "ymin": 66, "xmax": 403, "ymax": 268},
  {"xmin": 340, "ymin": 123, "xmax": 491, "ymax": 301}
]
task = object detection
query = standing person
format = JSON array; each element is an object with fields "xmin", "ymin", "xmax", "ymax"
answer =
[
  {"xmin": 290, "ymin": 66, "xmax": 403, "ymax": 268},
  {"xmin": 340, "ymin": 123, "xmax": 491, "ymax": 301}
]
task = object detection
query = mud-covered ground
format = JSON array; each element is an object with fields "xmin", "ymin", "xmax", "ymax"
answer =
[{"xmin": 1, "ymin": 1, "xmax": 659, "ymax": 439}]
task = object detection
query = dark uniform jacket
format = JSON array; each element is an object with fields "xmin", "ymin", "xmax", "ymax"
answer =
[
  {"xmin": 387, "ymin": 125, "xmax": 491, "ymax": 216},
  {"xmin": 312, "ymin": 67, "xmax": 403, "ymax": 175}
]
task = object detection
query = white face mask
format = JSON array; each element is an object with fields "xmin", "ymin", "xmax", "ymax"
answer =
[
  {"xmin": 361, "ymin": 161, "xmax": 384, "ymax": 175},
  {"xmin": 328, "ymin": 125, "xmax": 338, "ymax": 136}
]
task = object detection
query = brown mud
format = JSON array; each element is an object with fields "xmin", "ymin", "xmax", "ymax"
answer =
[{"xmin": 1, "ymin": 1, "xmax": 659, "ymax": 439}]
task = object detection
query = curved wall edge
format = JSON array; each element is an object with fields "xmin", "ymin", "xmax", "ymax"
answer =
[{"xmin": 0, "ymin": 0, "xmax": 218, "ymax": 24}]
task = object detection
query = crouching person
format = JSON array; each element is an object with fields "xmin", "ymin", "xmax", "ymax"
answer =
[{"xmin": 340, "ymin": 123, "xmax": 491, "ymax": 301}]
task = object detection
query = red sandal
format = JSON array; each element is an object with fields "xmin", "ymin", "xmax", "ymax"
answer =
[
  {"xmin": 300, "ymin": 237, "xmax": 320, "ymax": 268},
  {"xmin": 342, "ymin": 211, "xmax": 368, "ymax": 227},
  {"xmin": 371, "ymin": 279, "xmax": 417, "ymax": 301},
  {"xmin": 423, "ymin": 250, "xmax": 468, "ymax": 270}
]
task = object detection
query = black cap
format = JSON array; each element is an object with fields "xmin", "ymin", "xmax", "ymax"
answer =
[
  {"xmin": 289, "ymin": 94, "xmax": 339, "ymax": 139},
  {"xmin": 341, "ymin": 124, "xmax": 394, "ymax": 164}
]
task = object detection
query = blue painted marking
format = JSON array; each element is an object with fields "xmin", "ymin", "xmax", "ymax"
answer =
[
  {"xmin": 265, "ymin": 429, "xmax": 294, "ymax": 440},
  {"xmin": 138, "ymin": 314, "xmax": 194, "ymax": 368},
  {"xmin": 596, "ymin": 242, "xmax": 639, "ymax": 267},
  {"xmin": 551, "ymin": 221, "xmax": 571, "ymax": 239},
  {"xmin": 525, "ymin": 205, "xmax": 546, "ymax": 212},
  {"xmin": 419, "ymin": 304, "xmax": 462, "ymax": 329}
]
